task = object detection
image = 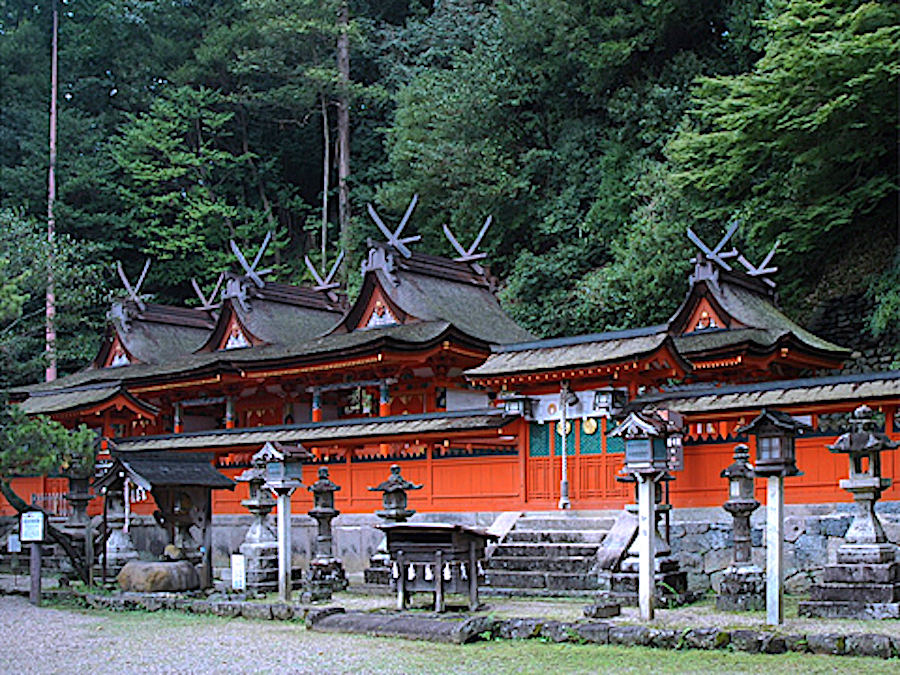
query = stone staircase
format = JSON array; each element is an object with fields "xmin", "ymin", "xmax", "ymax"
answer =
[{"xmin": 484, "ymin": 512, "xmax": 617, "ymax": 596}]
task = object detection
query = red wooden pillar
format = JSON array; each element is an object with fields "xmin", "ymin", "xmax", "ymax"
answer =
[{"xmin": 312, "ymin": 388, "xmax": 322, "ymax": 423}]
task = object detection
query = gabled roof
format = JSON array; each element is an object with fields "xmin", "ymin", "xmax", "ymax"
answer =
[
  {"xmin": 95, "ymin": 300, "xmax": 215, "ymax": 367},
  {"xmin": 670, "ymin": 266, "xmax": 849, "ymax": 367},
  {"xmin": 465, "ymin": 325, "xmax": 690, "ymax": 383},
  {"xmin": 196, "ymin": 274, "xmax": 345, "ymax": 352},
  {"xmin": 95, "ymin": 451, "xmax": 236, "ymax": 491},
  {"xmin": 336, "ymin": 243, "xmax": 535, "ymax": 346}
]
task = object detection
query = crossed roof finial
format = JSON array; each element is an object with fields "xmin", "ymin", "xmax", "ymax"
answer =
[
  {"xmin": 230, "ymin": 231, "xmax": 274, "ymax": 288},
  {"xmin": 366, "ymin": 195, "xmax": 422, "ymax": 258},
  {"xmin": 190, "ymin": 272, "xmax": 224, "ymax": 312},
  {"xmin": 116, "ymin": 259, "xmax": 151, "ymax": 312},
  {"xmin": 687, "ymin": 221, "xmax": 779, "ymax": 289},
  {"xmin": 304, "ymin": 250, "xmax": 345, "ymax": 302},
  {"xmin": 443, "ymin": 215, "xmax": 492, "ymax": 275}
]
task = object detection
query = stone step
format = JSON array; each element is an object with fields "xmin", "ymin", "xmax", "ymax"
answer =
[
  {"xmin": 485, "ymin": 570, "xmax": 601, "ymax": 591},
  {"xmin": 515, "ymin": 516, "xmax": 615, "ymax": 532},
  {"xmin": 491, "ymin": 543, "xmax": 598, "ymax": 558},
  {"xmin": 505, "ymin": 530, "xmax": 607, "ymax": 544},
  {"xmin": 487, "ymin": 555, "xmax": 596, "ymax": 573}
]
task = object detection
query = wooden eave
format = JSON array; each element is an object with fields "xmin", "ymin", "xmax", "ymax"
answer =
[
  {"xmin": 685, "ymin": 333, "xmax": 846, "ymax": 378},
  {"xmin": 468, "ymin": 340, "xmax": 689, "ymax": 391}
]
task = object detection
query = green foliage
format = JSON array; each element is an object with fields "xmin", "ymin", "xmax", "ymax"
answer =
[
  {"xmin": 0, "ymin": 210, "xmax": 109, "ymax": 388},
  {"xmin": 670, "ymin": 0, "xmax": 900, "ymax": 309},
  {"xmin": 0, "ymin": 403, "xmax": 96, "ymax": 480}
]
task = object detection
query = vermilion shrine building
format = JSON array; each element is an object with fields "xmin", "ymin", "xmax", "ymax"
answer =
[{"xmin": 7, "ymin": 213, "xmax": 900, "ymax": 523}]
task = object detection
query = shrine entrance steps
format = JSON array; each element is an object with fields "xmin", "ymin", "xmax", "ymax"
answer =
[{"xmin": 484, "ymin": 511, "xmax": 617, "ymax": 596}]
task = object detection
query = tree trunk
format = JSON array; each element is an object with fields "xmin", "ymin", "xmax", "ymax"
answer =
[
  {"xmin": 45, "ymin": 0, "xmax": 59, "ymax": 383},
  {"xmin": 336, "ymin": 0, "xmax": 350, "ymax": 279}
]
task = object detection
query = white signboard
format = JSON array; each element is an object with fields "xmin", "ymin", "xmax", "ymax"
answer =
[
  {"xmin": 231, "ymin": 553, "xmax": 246, "ymax": 591},
  {"xmin": 20, "ymin": 511, "xmax": 45, "ymax": 543},
  {"xmin": 7, "ymin": 533, "xmax": 21, "ymax": 553}
]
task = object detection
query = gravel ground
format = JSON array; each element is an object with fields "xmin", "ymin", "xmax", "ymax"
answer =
[{"xmin": 3, "ymin": 574, "xmax": 900, "ymax": 675}]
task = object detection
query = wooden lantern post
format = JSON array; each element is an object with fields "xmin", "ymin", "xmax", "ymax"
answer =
[{"xmin": 737, "ymin": 409, "xmax": 808, "ymax": 626}]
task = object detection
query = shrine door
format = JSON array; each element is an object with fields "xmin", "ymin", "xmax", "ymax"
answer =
[{"xmin": 525, "ymin": 418, "xmax": 630, "ymax": 508}]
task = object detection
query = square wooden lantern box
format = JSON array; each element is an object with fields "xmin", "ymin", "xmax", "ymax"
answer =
[{"xmin": 379, "ymin": 523, "xmax": 497, "ymax": 612}]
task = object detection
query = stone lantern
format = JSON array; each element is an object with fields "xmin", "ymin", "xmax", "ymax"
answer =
[
  {"xmin": 304, "ymin": 466, "xmax": 348, "ymax": 601},
  {"xmin": 736, "ymin": 408, "xmax": 809, "ymax": 626},
  {"xmin": 800, "ymin": 405, "xmax": 900, "ymax": 619},
  {"xmin": 235, "ymin": 449, "xmax": 278, "ymax": 595},
  {"xmin": 260, "ymin": 441, "xmax": 310, "ymax": 601},
  {"xmin": 717, "ymin": 443, "xmax": 764, "ymax": 611},
  {"xmin": 738, "ymin": 409, "xmax": 806, "ymax": 478},
  {"xmin": 609, "ymin": 410, "xmax": 681, "ymax": 620},
  {"xmin": 369, "ymin": 464, "xmax": 423, "ymax": 522},
  {"xmin": 364, "ymin": 464, "xmax": 423, "ymax": 585}
]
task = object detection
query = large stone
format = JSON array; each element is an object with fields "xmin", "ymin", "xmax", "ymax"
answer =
[
  {"xmin": 498, "ymin": 618, "xmax": 544, "ymax": 640},
  {"xmin": 609, "ymin": 625, "xmax": 652, "ymax": 647},
  {"xmin": 846, "ymin": 633, "xmax": 895, "ymax": 659},
  {"xmin": 117, "ymin": 561, "xmax": 200, "ymax": 592},
  {"xmin": 573, "ymin": 622, "xmax": 611, "ymax": 644},
  {"xmin": 683, "ymin": 628, "xmax": 729, "ymax": 650},
  {"xmin": 730, "ymin": 630, "xmax": 764, "ymax": 653},
  {"xmin": 805, "ymin": 633, "xmax": 846, "ymax": 655}
]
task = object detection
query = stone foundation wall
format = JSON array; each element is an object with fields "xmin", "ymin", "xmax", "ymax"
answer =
[
  {"xmin": 4, "ymin": 503, "xmax": 900, "ymax": 596},
  {"xmin": 669, "ymin": 502, "xmax": 900, "ymax": 595}
]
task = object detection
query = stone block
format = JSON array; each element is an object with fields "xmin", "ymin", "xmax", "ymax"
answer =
[
  {"xmin": 540, "ymin": 621, "xmax": 577, "ymax": 643},
  {"xmin": 838, "ymin": 544, "xmax": 897, "ymax": 564},
  {"xmin": 241, "ymin": 602, "xmax": 273, "ymax": 620},
  {"xmin": 582, "ymin": 601, "xmax": 620, "ymax": 619},
  {"xmin": 683, "ymin": 628, "xmax": 729, "ymax": 650},
  {"xmin": 782, "ymin": 635, "xmax": 808, "ymax": 653},
  {"xmin": 498, "ymin": 618, "xmax": 544, "ymax": 640},
  {"xmin": 805, "ymin": 633, "xmax": 846, "ymax": 655},
  {"xmin": 305, "ymin": 606, "xmax": 345, "ymax": 627},
  {"xmin": 784, "ymin": 517, "xmax": 805, "ymax": 543},
  {"xmin": 824, "ymin": 562, "xmax": 900, "ymax": 584},
  {"xmin": 210, "ymin": 601, "xmax": 242, "ymax": 618},
  {"xmin": 573, "ymin": 622, "xmax": 611, "ymax": 645},
  {"xmin": 271, "ymin": 603, "xmax": 294, "ymax": 621},
  {"xmin": 819, "ymin": 515, "xmax": 851, "ymax": 537},
  {"xmin": 649, "ymin": 629, "xmax": 680, "ymax": 650},
  {"xmin": 137, "ymin": 596, "xmax": 166, "ymax": 612},
  {"xmin": 846, "ymin": 633, "xmax": 894, "ymax": 659},
  {"xmin": 798, "ymin": 601, "xmax": 900, "ymax": 620},
  {"xmin": 809, "ymin": 583, "xmax": 900, "ymax": 603},
  {"xmin": 189, "ymin": 600, "xmax": 211, "ymax": 615},
  {"xmin": 730, "ymin": 630, "xmax": 764, "ymax": 653},
  {"xmin": 609, "ymin": 625, "xmax": 652, "ymax": 647},
  {"xmin": 117, "ymin": 561, "xmax": 200, "ymax": 593},
  {"xmin": 761, "ymin": 636, "xmax": 786, "ymax": 654},
  {"xmin": 452, "ymin": 616, "xmax": 499, "ymax": 644}
]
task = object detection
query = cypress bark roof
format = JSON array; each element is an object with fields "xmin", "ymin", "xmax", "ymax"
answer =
[
  {"xmin": 465, "ymin": 325, "xmax": 684, "ymax": 379},
  {"xmin": 95, "ymin": 452, "xmax": 236, "ymax": 491},
  {"xmin": 632, "ymin": 370, "xmax": 900, "ymax": 414},
  {"xmin": 110, "ymin": 408, "xmax": 518, "ymax": 452}
]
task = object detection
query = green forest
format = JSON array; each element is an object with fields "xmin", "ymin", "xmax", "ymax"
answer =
[{"xmin": 0, "ymin": 0, "xmax": 897, "ymax": 389}]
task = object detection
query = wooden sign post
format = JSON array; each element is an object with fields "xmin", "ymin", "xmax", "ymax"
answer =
[{"xmin": 20, "ymin": 511, "xmax": 46, "ymax": 606}]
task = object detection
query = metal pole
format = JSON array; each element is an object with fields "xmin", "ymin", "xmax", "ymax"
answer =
[
  {"xmin": 637, "ymin": 474, "xmax": 656, "ymax": 621},
  {"xmin": 558, "ymin": 384, "xmax": 570, "ymax": 509},
  {"xmin": 766, "ymin": 474, "xmax": 784, "ymax": 626},
  {"xmin": 276, "ymin": 489, "xmax": 294, "ymax": 601}
]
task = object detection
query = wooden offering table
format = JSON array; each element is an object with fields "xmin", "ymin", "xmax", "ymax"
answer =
[{"xmin": 380, "ymin": 523, "xmax": 496, "ymax": 611}]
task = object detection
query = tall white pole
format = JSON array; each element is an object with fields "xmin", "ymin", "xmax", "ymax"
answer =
[
  {"xmin": 638, "ymin": 474, "xmax": 657, "ymax": 621},
  {"xmin": 276, "ymin": 488, "xmax": 295, "ymax": 601},
  {"xmin": 766, "ymin": 474, "xmax": 784, "ymax": 626}
]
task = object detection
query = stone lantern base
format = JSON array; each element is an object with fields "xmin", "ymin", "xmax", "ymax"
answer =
[
  {"xmin": 600, "ymin": 556, "xmax": 692, "ymax": 607},
  {"xmin": 716, "ymin": 566, "xmax": 765, "ymax": 612},
  {"xmin": 798, "ymin": 546, "xmax": 900, "ymax": 619},
  {"xmin": 302, "ymin": 558, "xmax": 348, "ymax": 602}
]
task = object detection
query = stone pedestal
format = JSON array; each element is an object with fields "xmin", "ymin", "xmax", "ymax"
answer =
[
  {"xmin": 798, "ymin": 405, "xmax": 900, "ymax": 619},
  {"xmin": 717, "ymin": 567, "xmax": 765, "ymax": 611},
  {"xmin": 603, "ymin": 502, "xmax": 691, "ymax": 607}
]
